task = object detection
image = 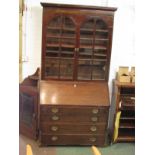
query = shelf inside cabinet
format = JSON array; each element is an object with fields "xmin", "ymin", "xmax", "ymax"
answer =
[
  {"xmin": 119, "ymin": 122, "xmax": 135, "ymax": 129},
  {"xmin": 118, "ymin": 128, "xmax": 135, "ymax": 136},
  {"xmin": 79, "ymin": 45, "xmax": 107, "ymax": 50},
  {"xmin": 46, "ymin": 34, "xmax": 75, "ymax": 39},
  {"xmin": 47, "ymin": 26, "xmax": 75, "ymax": 31},
  {"xmin": 80, "ymin": 28, "xmax": 108, "ymax": 33},
  {"xmin": 117, "ymin": 136, "xmax": 135, "ymax": 142},
  {"xmin": 46, "ymin": 43, "xmax": 75, "ymax": 48},
  {"xmin": 120, "ymin": 117, "xmax": 135, "ymax": 120}
]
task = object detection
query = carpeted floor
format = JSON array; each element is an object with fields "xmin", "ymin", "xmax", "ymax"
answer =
[{"xmin": 19, "ymin": 135, "xmax": 135, "ymax": 155}]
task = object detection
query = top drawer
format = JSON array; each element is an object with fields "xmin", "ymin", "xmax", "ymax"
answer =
[{"xmin": 41, "ymin": 105, "xmax": 109, "ymax": 114}]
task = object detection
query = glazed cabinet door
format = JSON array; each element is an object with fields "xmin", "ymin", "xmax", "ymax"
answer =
[
  {"xmin": 19, "ymin": 85, "xmax": 38, "ymax": 139},
  {"xmin": 78, "ymin": 17, "xmax": 110, "ymax": 81},
  {"xmin": 43, "ymin": 15, "xmax": 77, "ymax": 80}
]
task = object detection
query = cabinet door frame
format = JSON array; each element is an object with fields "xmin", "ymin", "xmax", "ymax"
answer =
[
  {"xmin": 19, "ymin": 85, "xmax": 38, "ymax": 140},
  {"xmin": 42, "ymin": 13, "xmax": 78, "ymax": 80},
  {"xmin": 41, "ymin": 11, "xmax": 113, "ymax": 82}
]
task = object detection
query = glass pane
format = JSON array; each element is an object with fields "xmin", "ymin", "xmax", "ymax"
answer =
[
  {"xmin": 46, "ymin": 28, "xmax": 61, "ymax": 36},
  {"xmin": 46, "ymin": 47, "xmax": 59, "ymax": 57},
  {"xmin": 80, "ymin": 38, "xmax": 93, "ymax": 46},
  {"xmin": 95, "ymin": 39, "xmax": 108, "ymax": 47},
  {"xmin": 46, "ymin": 37, "xmax": 59, "ymax": 44},
  {"xmin": 44, "ymin": 16, "xmax": 76, "ymax": 80},
  {"xmin": 60, "ymin": 59, "xmax": 73, "ymax": 79},
  {"xmin": 64, "ymin": 16, "xmax": 75, "ymax": 29},
  {"xmin": 81, "ymin": 18, "xmax": 94, "ymax": 29},
  {"xmin": 61, "ymin": 37, "xmax": 75, "ymax": 47},
  {"xmin": 48, "ymin": 16, "xmax": 62, "ymax": 27},
  {"xmin": 21, "ymin": 93, "xmax": 34, "ymax": 127},
  {"xmin": 96, "ymin": 19, "xmax": 107, "ymax": 29},
  {"xmin": 45, "ymin": 58, "xmax": 59, "ymax": 78},
  {"xmin": 94, "ymin": 49, "xmax": 107, "ymax": 60},
  {"xmin": 62, "ymin": 29, "xmax": 75, "ymax": 38},
  {"xmin": 80, "ymin": 30, "xmax": 94, "ymax": 39},
  {"xmin": 61, "ymin": 47, "xmax": 74, "ymax": 58},
  {"xmin": 79, "ymin": 48, "xmax": 92, "ymax": 59},
  {"xmin": 95, "ymin": 31, "xmax": 108, "ymax": 39},
  {"xmin": 92, "ymin": 60, "xmax": 106, "ymax": 80},
  {"xmin": 78, "ymin": 60, "xmax": 92, "ymax": 80}
]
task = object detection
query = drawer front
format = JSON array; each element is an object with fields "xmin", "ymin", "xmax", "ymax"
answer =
[
  {"xmin": 40, "ymin": 105, "xmax": 109, "ymax": 122},
  {"xmin": 40, "ymin": 123, "xmax": 107, "ymax": 134},
  {"xmin": 41, "ymin": 105, "xmax": 109, "ymax": 115},
  {"xmin": 40, "ymin": 134, "xmax": 105, "ymax": 146},
  {"xmin": 40, "ymin": 114, "xmax": 108, "ymax": 123}
]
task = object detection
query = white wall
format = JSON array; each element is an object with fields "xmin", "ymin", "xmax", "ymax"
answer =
[{"xmin": 22, "ymin": 0, "xmax": 135, "ymax": 97}]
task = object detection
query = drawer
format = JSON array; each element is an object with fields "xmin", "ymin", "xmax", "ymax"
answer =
[
  {"xmin": 40, "ymin": 134, "xmax": 105, "ymax": 146},
  {"xmin": 41, "ymin": 105, "xmax": 109, "ymax": 115},
  {"xmin": 40, "ymin": 114, "xmax": 108, "ymax": 123},
  {"xmin": 40, "ymin": 123, "xmax": 107, "ymax": 134},
  {"xmin": 40, "ymin": 105, "xmax": 109, "ymax": 122}
]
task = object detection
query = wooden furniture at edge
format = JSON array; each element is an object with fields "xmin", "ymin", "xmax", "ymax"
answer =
[
  {"xmin": 110, "ymin": 80, "xmax": 135, "ymax": 143},
  {"xmin": 19, "ymin": 3, "xmax": 117, "ymax": 146}
]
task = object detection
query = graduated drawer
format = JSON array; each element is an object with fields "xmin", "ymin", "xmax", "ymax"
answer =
[
  {"xmin": 40, "ymin": 105, "xmax": 109, "ymax": 122},
  {"xmin": 40, "ymin": 134, "xmax": 105, "ymax": 146},
  {"xmin": 40, "ymin": 123, "xmax": 107, "ymax": 134}
]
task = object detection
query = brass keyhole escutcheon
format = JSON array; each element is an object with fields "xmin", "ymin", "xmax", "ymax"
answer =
[
  {"xmin": 51, "ymin": 108, "xmax": 59, "ymax": 113},
  {"xmin": 52, "ymin": 116, "xmax": 59, "ymax": 121},
  {"xmin": 51, "ymin": 126, "xmax": 58, "ymax": 131},
  {"xmin": 89, "ymin": 137, "xmax": 96, "ymax": 142},
  {"xmin": 51, "ymin": 136, "xmax": 58, "ymax": 141},
  {"xmin": 92, "ymin": 108, "xmax": 99, "ymax": 114},
  {"xmin": 90, "ymin": 126, "xmax": 97, "ymax": 132},
  {"xmin": 91, "ymin": 116, "xmax": 98, "ymax": 122}
]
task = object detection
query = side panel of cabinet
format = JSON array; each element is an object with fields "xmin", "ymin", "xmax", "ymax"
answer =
[{"xmin": 19, "ymin": 85, "xmax": 38, "ymax": 140}]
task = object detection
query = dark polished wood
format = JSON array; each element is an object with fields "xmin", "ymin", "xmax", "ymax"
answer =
[
  {"xmin": 41, "ymin": 3, "xmax": 117, "ymax": 81},
  {"xmin": 39, "ymin": 81, "xmax": 110, "ymax": 146},
  {"xmin": 39, "ymin": 3, "xmax": 117, "ymax": 146},
  {"xmin": 40, "ymin": 134, "xmax": 105, "ymax": 146},
  {"xmin": 41, "ymin": 2, "xmax": 117, "ymax": 12},
  {"xmin": 19, "ymin": 69, "xmax": 40, "ymax": 140},
  {"xmin": 40, "ymin": 81, "xmax": 110, "ymax": 106},
  {"xmin": 40, "ymin": 123, "xmax": 107, "ymax": 134}
]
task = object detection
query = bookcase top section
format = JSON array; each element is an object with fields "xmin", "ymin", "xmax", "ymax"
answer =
[
  {"xmin": 40, "ymin": 80, "xmax": 110, "ymax": 106},
  {"xmin": 40, "ymin": 2, "xmax": 117, "ymax": 12}
]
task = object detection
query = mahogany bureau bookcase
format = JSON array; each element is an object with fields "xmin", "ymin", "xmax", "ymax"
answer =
[{"xmin": 19, "ymin": 3, "xmax": 117, "ymax": 146}]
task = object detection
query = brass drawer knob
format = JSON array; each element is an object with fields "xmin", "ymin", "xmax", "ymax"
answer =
[
  {"xmin": 51, "ymin": 115, "xmax": 59, "ymax": 121},
  {"xmin": 89, "ymin": 137, "xmax": 96, "ymax": 142},
  {"xmin": 51, "ymin": 126, "xmax": 58, "ymax": 131},
  {"xmin": 92, "ymin": 108, "xmax": 99, "ymax": 114},
  {"xmin": 91, "ymin": 116, "xmax": 98, "ymax": 122},
  {"xmin": 51, "ymin": 136, "xmax": 58, "ymax": 141},
  {"xmin": 90, "ymin": 126, "xmax": 97, "ymax": 132},
  {"xmin": 51, "ymin": 108, "xmax": 59, "ymax": 113}
]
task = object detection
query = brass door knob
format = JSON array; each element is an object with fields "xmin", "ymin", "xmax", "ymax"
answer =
[
  {"xmin": 51, "ymin": 116, "xmax": 59, "ymax": 121},
  {"xmin": 90, "ymin": 126, "xmax": 97, "ymax": 132},
  {"xmin": 92, "ymin": 108, "xmax": 99, "ymax": 114},
  {"xmin": 51, "ymin": 126, "xmax": 58, "ymax": 131},
  {"xmin": 51, "ymin": 136, "xmax": 58, "ymax": 141}
]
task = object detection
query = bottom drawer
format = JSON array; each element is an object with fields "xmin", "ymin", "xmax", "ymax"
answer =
[{"xmin": 40, "ymin": 134, "xmax": 105, "ymax": 146}]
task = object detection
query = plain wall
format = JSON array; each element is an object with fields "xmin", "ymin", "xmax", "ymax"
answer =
[{"xmin": 22, "ymin": 0, "xmax": 135, "ymax": 98}]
